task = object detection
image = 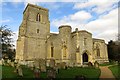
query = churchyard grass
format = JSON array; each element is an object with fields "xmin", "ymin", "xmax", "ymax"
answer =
[
  {"xmin": 2, "ymin": 65, "xmax": 100, "ymax": 79},
  {"xmin": 2, "ymin": 65, "xmax": 34, "ymax": 78},
  {"xmin": 57, "ymin": 67, "xmax": 100, "ymax": 79},
  {"xmin": 109, "ymin": 65, "xmax": 120, "ymax": 79},
  {"xmin": 99, "ymin": 62, "xmax": 114, "ymax": 66}
]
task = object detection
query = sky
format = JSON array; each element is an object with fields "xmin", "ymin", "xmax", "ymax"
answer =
[{"xmin": 0, "ymin": 0, "xmax": 119, "ymax": 48}]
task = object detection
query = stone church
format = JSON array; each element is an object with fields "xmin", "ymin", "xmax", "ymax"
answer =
[{"xmin": 16, "ymin": 4, "xmax": 109, "ymax": 66}]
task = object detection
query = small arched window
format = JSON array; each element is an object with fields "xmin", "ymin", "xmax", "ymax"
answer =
[
  {"xmin": 51, "ymin": 42, "xmax": 54, "ymax": 57},
  {"xmin": 36, "ymin": 13, "xmax": 40, "ymax": 22},
  {"xmin": 63, "ymin": 46, "xmax": 67, "ymax": 58},
  {"xmin": 96, "ymin": 44, "xmax": 100, "ymax": 57},
  {"xmin": 51, "ymin": 47, "xmax": 54, "ymax": 57},
  {"xmin": 37, "ymin": 29, "xmax": 39, "ymax": 33}
]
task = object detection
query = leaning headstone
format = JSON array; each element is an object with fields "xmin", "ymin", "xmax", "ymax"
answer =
[
  {"xmin": 1, "ymin": 58, "xmax": 5, "ymax": 65},
  {"xmin": 94, "ymin": 61, "xmax": 99, "ymax": 68},
  {"xmin": 88, "ymin": 62, "xmax": 93, "ymax": 68},
  {"xmin": 49, "ymin": 59, "xmax": 55, "ymax": 68},
  {"xmin": 7, "ymin": 59, "xmax": 11, "ymax": 64},
  {"xmin": 18, "ymin": 65, "xmax": 23, "ymax": 77},
  {"xmin": 11, "ymin": 62, "xmax": 14, "ymax": 67},
  {"xmin": 2, "ymin": 58, "xmax": 5, "ymax": 66}
]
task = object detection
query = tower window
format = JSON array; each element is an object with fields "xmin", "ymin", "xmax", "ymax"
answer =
[
  {"xmin": 37, "ymin": 29, "xmax": 39, "ymax": 33},
  {"xmin": 51, "ymin": 47, "xmax": 54, "ymax": 57},
  {"xmin": 84, "ymin": 38, "xmax": 87, "ymax": 45},
  {"xmin": 63, "ymin": 46, "xmax": 67, "ymax": 58},
  {"xmin": 36, "ymin": 13, "xmax": 41, "ymax": 22}
]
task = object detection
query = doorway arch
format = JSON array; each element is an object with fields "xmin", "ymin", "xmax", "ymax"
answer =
[{"xmin": 82, "ymin": 53, "xmax": 88, "ymax": 63}]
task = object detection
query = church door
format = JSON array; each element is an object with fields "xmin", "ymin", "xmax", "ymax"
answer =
[{"xmin": 82, "ymin": 53, "xmax": 88, "ymax": 64}]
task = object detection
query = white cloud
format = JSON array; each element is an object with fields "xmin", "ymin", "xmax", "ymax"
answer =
[
  {"xmin": 83, "ymin": 8, "xmax": 118, "ymax": 42},
  {"xmin": 96, "ymin": 30, "xmax": 118, "ymax": 43},
  {"xmin": 51, "ymin": 7, "xmax": 118, "ymax": 43},
  {"xmin": 73, "ymin": 0, "xmax": 118, "ymax": 14},
  {"xmin": 0, "ymin": 19, "xmax": 10, "ymax": 23},
  {"xmin": 51, "ymin": 10, "xmax": 92, "ymax": 31},
  {"xmin": 70, "ymin": 11, "xmax": 92, "ymax": 21},
  {"xmin": 39, "ymin": 2, "xmax": 61, "ymax": 10}
]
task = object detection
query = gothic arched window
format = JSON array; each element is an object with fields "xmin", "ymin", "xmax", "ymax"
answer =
[
  {"xmin": 36, "ymin": 13, "xmax": 40, "ymax": 22},
  {"xmin": 51, "ymin": 47, "xmax": 54, "ymax": 57},
  {"xmin": 96, "ymin": 44, "xmax": 100, "ymax": 57},
  {"xmin": 63, "ymin": 46, "xmax": 67, "ymax": 58},
  {"xmin": 51, "ymin": 42, "xmax": 54, "ymax": 57}
]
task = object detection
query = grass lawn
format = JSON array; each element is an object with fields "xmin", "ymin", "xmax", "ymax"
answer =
[
  {"xmin": 99, "ymin": 62, "xmax": 115, "ymax": 66},
  {"xmin": 57, "ymin": 67, "xmax": 100, "ymax": 79},
  {"xmin": 2, "ymin": 65, "xmax": 34, "ymax": 78},
  {"xmin": 1, "ymin": 65, "xmax": 100, "ymax": 79},
  {"xmin": 109, "ymin": 65, "xmax": 120, "ymax": 79}
]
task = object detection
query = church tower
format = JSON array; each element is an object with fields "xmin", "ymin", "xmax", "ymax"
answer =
[{"xmin": 16, "ymin": 4, "xmax": 50, "ymax": 60}]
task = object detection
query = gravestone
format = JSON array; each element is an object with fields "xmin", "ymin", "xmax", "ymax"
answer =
[
  {"xmin": 94, "ymin": 61, "xmax": 99, "ymax": 68},
  {"xmin": 18, "ymin": 65, "xmax": 23, "ymax": 77},
  {"xmin": 49, "ymin": 59, "xmax": 55, "ymax": 68},
  {"xmin": 34, "ymin": 59, "xmax": 40, "ymax": 69},
  {"xmin": 47, "ymin": 68, "xmax": 56, "ymax": 79},
  {"xmin": 11, "ymin": 62, "xmax": 14, "ymax": 67},
  {"xmin": 1, "ymin": 58, "xmax": 5, "ymax": 65},
  {"xmin": 60, "ymin": 62, "xmax": 66, "ymax": 69},
  {"xmin": 88, "ymin": 62, "xmax": 93, "ymax": 68},
  {"xmin": 39, "ymin": 59, "xmax": 46, "ymax": 72},
  {"xmin": 54, "ymin": 66, "xmax": 59, "ymax": 74},
  {"xmin": 7, "ymin": 59, "xmax": 11, "ymax": 64},
  {"xmin": 56, "ymin": 63, "xmax": 61, "ymax": 69}
]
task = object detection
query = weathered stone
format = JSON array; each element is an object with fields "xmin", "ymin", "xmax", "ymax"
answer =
[
  {"xmin": 15, "ymin": 3, "xmax": 109, "ymax": 67},
  {"xmin": 49, "ymin": 59, "xmax": 55, "ymax": 68},
  {"xmin": 88, "ymin": 62, "xmax": 93, "ymax": 68},
  {"xmin": 60, "ymin": 62, "xmax": 66, "ymax": 69},
  {"xmin": 39, "ymin": 59, "xmax": 46, "ymax": 72},
  {"xmin": 56, "ymin": 63, "xmax": 61, "ymax": 69},
  {"xmin": 47, "ymin": 68, "xmax": 56, "ymax": 79},
  {"xmin": 94, "ymin": 61, "xmax": 99, "ymax": 68},
  {"xmin": 18, "ymin": 65, "xmax": 23, "ymax": 77}
]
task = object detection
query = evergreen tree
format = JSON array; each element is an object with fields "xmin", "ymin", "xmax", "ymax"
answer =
[{"xmin": 0, "ymin": 25, "xmax": 15, "ymax": 60}]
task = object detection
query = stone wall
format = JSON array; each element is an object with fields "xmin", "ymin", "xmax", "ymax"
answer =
[{"xmin": 16, "ymin": 4, "xmax": 109, "ymax": 67}]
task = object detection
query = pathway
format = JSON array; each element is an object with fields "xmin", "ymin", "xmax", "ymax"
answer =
[{"xmin": 99, "ymin": 65, "xmax": 116, "ymax": 80}]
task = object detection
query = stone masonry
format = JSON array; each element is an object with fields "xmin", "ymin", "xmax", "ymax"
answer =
[{"xmin": 16, "ymin": 3, "xmax": 109, "ymax": 67}]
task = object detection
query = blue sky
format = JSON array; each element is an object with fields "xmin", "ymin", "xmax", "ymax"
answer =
[{"xmin": 0, "ymin": 0, "xmax": 119, "ymax": 47}]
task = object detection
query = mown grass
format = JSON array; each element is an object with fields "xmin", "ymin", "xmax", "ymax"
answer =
[
  {"xmin": 57, "ymin": 67, "xmax": 100, "ymax": 80},
  {"xmin": 1, "ymin": 65, "xmax": 100, "ymax": 79},
  {"xmin": 99, "ymin": 62, "xmax": 115, "ymax": 66},
  {"xmin": 109, "ymin": 65, "xmax": 120, "ymax": 79}
]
